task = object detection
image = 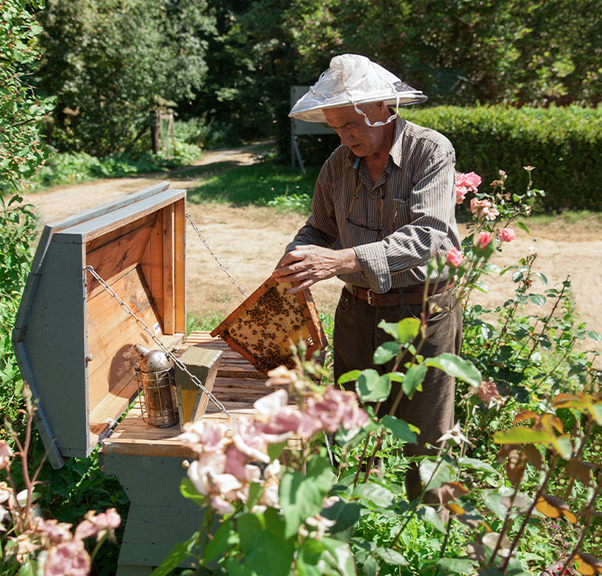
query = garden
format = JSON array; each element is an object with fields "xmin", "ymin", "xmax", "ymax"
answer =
[{"xmin": 2, "ymin": 1, "xmax": 602, "ymax": 575}]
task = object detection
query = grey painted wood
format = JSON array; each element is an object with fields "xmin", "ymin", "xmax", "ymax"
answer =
[
  {"xmin": 17, "ymin": 239, "xmax": 89, "ymax": 461},
  {"xmin": 102, "ymin": 453, "xmax": 206, "ymax": 569},
  {"xmin": 46, "ymin": 182, "xmax": 171, "ymax": 231},
  {"xmin": 52, "ymin": 188, "xmax": 185, "ymax": 243},
  {"xmin": 115, "ymin": 565, "xmax": 153, "ymax": 576}
]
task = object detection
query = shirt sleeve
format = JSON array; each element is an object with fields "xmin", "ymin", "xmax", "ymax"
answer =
[{"xmin": 353, "ymin": 146, "xmax": 457, "ymax": 293}]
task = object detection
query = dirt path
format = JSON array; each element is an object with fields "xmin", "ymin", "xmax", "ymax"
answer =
[{"xmin": 23, "ymin": 146, "xmax": 602, "ymax": 357}]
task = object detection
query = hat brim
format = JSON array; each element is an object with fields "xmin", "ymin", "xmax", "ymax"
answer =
[{"xmin": 289, "ymin": 92, "xmax": 428, "ymax": 123}]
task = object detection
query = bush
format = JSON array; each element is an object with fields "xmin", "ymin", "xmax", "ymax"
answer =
[{"xmin": 402, "ymin": 105, "xmax": 602, "ymax": 213}]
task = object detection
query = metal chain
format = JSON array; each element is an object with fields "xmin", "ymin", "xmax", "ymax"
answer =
[
  {"xmin": 186, "ymin": 213, "xmax": 248, "ymax": 297},
  {"xmin": 84, "ymin": 266, "xmax": 231, "ymax": 418}
]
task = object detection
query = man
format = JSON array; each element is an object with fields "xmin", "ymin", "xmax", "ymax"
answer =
[{"xmin": 272, "ymin": 54, "xmax": 462, "ymax": 500}]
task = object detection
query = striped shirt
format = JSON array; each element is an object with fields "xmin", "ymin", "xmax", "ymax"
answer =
[{"xmin": 288, "ymin": 118, "xmax": 461, "ymax": 293}]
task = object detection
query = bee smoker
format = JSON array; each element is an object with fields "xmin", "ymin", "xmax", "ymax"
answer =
[{"xmin": 134, "ymin": 344, "xmax": 179, "ymax": 427}]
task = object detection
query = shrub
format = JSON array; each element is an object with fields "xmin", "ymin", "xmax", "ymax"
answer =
[{"xmin": 403, "ymin": 105, "xmax": 602, "ymax": 213}]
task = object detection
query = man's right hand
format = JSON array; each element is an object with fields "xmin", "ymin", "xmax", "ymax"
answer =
[{"xmin": 272, "ymin": 245, "xmax": 360, "ymax": 293}]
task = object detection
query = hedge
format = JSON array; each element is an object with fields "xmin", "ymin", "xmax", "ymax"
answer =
[
  {"xmin": 401, "ymin": 105, "xmax": 602, "ymax": 213},
  {"xmin": 290, "ymin": 105, "xmax": 602, "ymax": 213}
]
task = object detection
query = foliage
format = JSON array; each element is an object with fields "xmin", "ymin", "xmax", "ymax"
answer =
[
  {"xmin": 152, "ymin": 168, "xmax": 602, "ymax": 575},
  {"xmin": 36, "ymin": 0, "xmax": 214, "ymax": 156},
  {"xmin": 0, "ymin": 0, "xmax": 54, "ymax": 196},
  {"xmin": 401, "ymin": 105, "xmax": 602, "ymax": 213},
  {"xmin": 0, "ymin": 390, "xmax": 122, "ymax": 575},
  {"xmin": 27, "ymin": 144, "xmax": 201, "ymax": 191}
]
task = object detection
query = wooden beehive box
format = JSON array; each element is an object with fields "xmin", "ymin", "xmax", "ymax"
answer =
[
  {"xmin": 12, "ymin": 183, "xmax": 319, "ymax": 574},
  {"xmin": 12, "ymin": 182, "xmax": 187, "ymax": 467}
]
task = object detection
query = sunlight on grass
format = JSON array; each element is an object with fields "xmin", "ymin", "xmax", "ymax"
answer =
[{"xmin": 186, "ymin": 160, "xmax": 320, "ymax": 209}]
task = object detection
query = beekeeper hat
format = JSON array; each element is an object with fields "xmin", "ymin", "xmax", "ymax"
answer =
[{"xmin": 289, "ymin": 54, "xmax": 428, "ymax": 124}]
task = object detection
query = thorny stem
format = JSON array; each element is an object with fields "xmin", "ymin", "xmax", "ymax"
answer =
[
  {"xmin": 500, "ymin": 457, "xmax": 557, "ymax": 573},
  {"xmin": 487, "ymin": 480, "xmax": 522, "ymax": 564},
  {"xmin": 558, "ymin": 468, "xmax": 602, "ymax": 575}
]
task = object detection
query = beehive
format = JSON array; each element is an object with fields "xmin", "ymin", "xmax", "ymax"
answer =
[
  {"xmin": 12, "ymin": 183, "xmax": 318, "ymax": 574},
  {"xmin": 211, "ymin": 276, "xmax": 327, "ymax": 374}
]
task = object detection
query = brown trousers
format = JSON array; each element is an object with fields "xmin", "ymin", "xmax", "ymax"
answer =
[{"xmin": 333, "ymin": 286, "xmax": 463, "ymax": 501}]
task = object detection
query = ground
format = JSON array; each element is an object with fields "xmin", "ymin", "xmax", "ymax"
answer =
[{"xmin": 23, "ymin": 145, "xmax": 602, "ymax": 358}]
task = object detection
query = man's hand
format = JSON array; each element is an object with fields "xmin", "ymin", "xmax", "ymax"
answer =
[{"xmin": 272, "ymin": 245, "xmax": 360, "ymax": 293}]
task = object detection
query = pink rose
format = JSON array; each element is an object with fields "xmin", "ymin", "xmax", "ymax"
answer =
[
  {"xmin": 470, "ymin": 198, "xmax": 499, "ymax": 221},
  {"xmin": 476, "ymin": 232, "xmax": 492, "ymax": 251},
  {"xmin": 446, "ymin": 247, "xmax": 463, "ymax": 268},
  {"xmin": 499, "ymin": 228, "xmax": 515, "ymax": 242},
  {"xmin": 455, "ymin": 171, "xmax": 482, "ymax": 205}
]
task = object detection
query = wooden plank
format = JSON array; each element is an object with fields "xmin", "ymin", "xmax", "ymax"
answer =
[
  {"xmin": 174, "ymin": 198, "xmax": 186, "ymax": 334},
  {"xmin": 140, "ymin": 210, "xmax": 164, "ymax": 331},
  {"xmin": 162, "ymin": 204, "xmax": 175, "ymax": 334},
  {"xmin": 52, "ymin": 189, "xmax": 186, "ymax": 244},
  {"xmin": 85, "ymin": 215, "xmax": 155, "ymax": 298},
  {"xmin": 86, "ymin": 268, "xmax": 162, "ymax": 410}
]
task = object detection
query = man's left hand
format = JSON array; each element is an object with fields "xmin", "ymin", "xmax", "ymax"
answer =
[{"xmin": 272, "ymin": 245, "xmax": 360, "ymax": 293}]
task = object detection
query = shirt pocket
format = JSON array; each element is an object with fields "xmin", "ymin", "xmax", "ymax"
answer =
[{"xmin": 392, "ymin": 197, "xmax": 410, "ymax": 228}]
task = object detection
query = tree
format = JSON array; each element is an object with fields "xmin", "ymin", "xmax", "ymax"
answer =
[
  {"xmin": 0, "ymin": 0, "xmax": 54, "ymax": 194},
  {"xmin": 36, "ymin": 0, "xmax": 215, "ymax": 156}
]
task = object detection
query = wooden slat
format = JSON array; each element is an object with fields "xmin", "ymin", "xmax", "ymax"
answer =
[
  {"xmin": 140, "ymin": 210, "xmax": 164, "ymax": 330},
  {"xmin": 162, "ymin": 204, "xmax": 175, "ymax": 334},
  {"xmin": 87, "ymin": 268, "xmax": 161, "ymax": 410},
  {"xmin": 86, "ymin": 216, "xmax": 155, "ymax": 298},
  {"xmin": 174, "ymin": 198, "xmax": 186, "ymax": 334}
]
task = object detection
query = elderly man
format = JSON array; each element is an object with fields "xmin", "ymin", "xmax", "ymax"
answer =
[{"xmin": 272, "ymin": 54, "xmax": 462, "ymax": 500}]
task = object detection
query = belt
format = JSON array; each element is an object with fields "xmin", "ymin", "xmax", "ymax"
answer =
[{"xmin": 344, "ymin": 281, "xmax": 453, "ymax": 307}]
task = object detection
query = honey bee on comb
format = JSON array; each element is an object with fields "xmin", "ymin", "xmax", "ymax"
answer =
[{"xmin": 211, "ymin": 277, "xmax": 327, "ymax": 374}]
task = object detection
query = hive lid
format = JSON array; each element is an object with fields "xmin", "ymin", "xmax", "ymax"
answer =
[
  {"xmin": 210, "ymin": 276, "xmax": 327, "ymax": 374},
  {"xmin": 12, "ymin": 183, "xmax": 187, "ymax": 467}
]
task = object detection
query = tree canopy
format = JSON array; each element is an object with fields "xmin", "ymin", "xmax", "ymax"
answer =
[{"xmin": 29, "ymin": 0, "xmax": 602, "ymax": 156}]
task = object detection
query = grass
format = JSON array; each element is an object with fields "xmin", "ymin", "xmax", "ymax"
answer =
[{"xmin": 185, "ymin": 160, "xmax": 320, "ymax": 210}]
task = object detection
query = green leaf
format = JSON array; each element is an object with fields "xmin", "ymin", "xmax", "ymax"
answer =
[
  {"xmin": 373, "ymin": 341, "xmax": 400, "ymax": 365},
  {"xmin": 417, "ymin": 505, "xmax": 446, "ymax": 533},
  {"xmin": 180, "ymin": 477, "xmax": 206, "ymax": 506},
  {"xmin": 356, "ymin": 370, "xmax": 391, "ymax": 402},
  {"xmin": 353, "ymin": 483, "xmax": 395, "ymax": 508},
  {"xmin": 375, "ymin": 547, "xmax": 408, "ymax": 565},
  {"xmin": 436, "ymin": 558, "xmax": 477, "ymax": 574},
  {"xmin": 493, "ymin": 427, "xmax": 552, "ymax": 445},
  {"xmin": 338, "ymin": 370, "xmax": 361, "ymax": 385},
  {"xmin": 419, "ymin": 459, "xmax": 452, "ymax": 492},
  {"xmin": 378, "ymin": 318, "xmax": 420, "ymax": 344},
  {"xmin": 238, "ymin": 508, "xmax": 296, "ymax": 576},
  {"xmin": 150, "ymin": 533, "xmax": 199, "ymax": 576},
  {"xmin": 516, "ymin": 221, "xmax": 530, "ymax": 234},
  {"xmin": 402, "ymin": 364, "xmax": 427, "ymax": 399},
  {"xmin": 587, "ymin": 330, "xmax": 602, "ymax": 342},
  {"xmin": 534, "ymin": 272, "xmax": 548, "ymax": 285},
  {"xmin": 247, "ymin": 482, "xmax": 263, "ymax": 510},
  {"xmin": 457, "ymin": 457, "xmax": 498, "ymax": 475},
  {"xmin": 381, "ymin": 415, "xmax": 418, "ymax": 444},
  {"xmin": 322, "ymin": 537, "xmax": 357, "ymax": 575},
  {"xmin": 589, "ymin": 403, "xmax": 602, "ymax": 425},
  {"xmin": 324, "ymin": 501, "xmax": 361, "ymax": 537},
  {"xmin": 203, "ymin": 519, "xmax": 233, "ymax": 562},
  {"xmin": 17, "ymin": 560, "xmax": 35, "ymax": 576},
  {"xmin": 424, "ymin": 353, "xmax": 481, "ymax": 386},
  {"xmin": 527, "ymin": 293, "xmax": 546, "ymax": 306},
  {"xmin": 268, "ymin": 441, "xmax": 287, "ymax": 461},
  {"xmin": 280, "ymin": 456, "xmax": 335, "ymax": 539}
]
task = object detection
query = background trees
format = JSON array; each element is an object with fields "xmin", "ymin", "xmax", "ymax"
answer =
[
  {"xmin": 36, "ymin": 0, "xmax": 214, "ymax": 156},
  {"xmin": 29, "ymin": 0, "xmax": 602, "ymax": 157}
]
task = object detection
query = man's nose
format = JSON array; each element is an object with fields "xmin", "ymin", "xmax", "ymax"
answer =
[{"xmin": 337, "ymin": 128, "xmax": 351, "ymax": 145}]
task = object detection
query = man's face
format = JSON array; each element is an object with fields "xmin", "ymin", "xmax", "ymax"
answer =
[{"xmin": 322, "ymin": 103, "xmax": 391, "ymax": 158}]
